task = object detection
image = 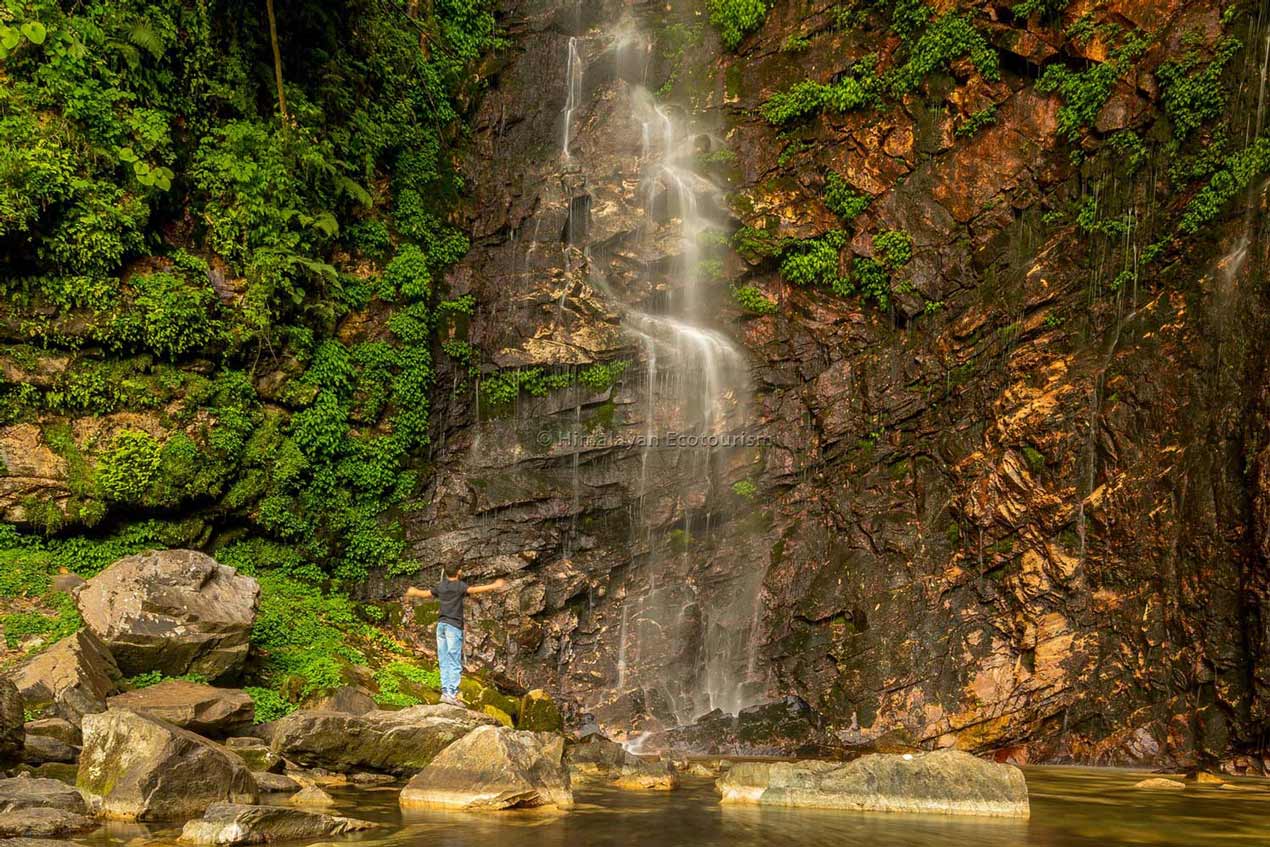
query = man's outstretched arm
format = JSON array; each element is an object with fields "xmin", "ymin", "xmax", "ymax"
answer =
[
  {"xmin": 404, "ymin": 587, "xmax": 433, "ymax": 600},
  {"xmin": 467, "ymin": 578, "xmax": 510, "ymax": 596}
]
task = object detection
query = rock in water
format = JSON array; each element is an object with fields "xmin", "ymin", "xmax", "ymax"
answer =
[
  {"xmin": 565, "ymin": 737, "xmax": 678, "ymax": 790},
  {"xmin": 271, "ymin": 704, "xmax": 495, "ymax": 775},
  {"xmin": 1135, "ymin": 777, "xmax": 1185, "ymax": 790},
  {"xmin": 0, "ymin": 775, "xmax": 94, "ymax": 838},
  {"xmin": 287, "ymin": 786, "xmax": 335, "ymax": 808},
  {"xmin": 0, "ymin": 809, "xmax": 98, "ymax": 838},
  {"xmin": 5, "ymin": 630, "xmax": 122, "ymax": 725},
  {"xmin": 78, "ymin": 709, "xmax": 257, "ymax": 820},
  {"xmin": 716, "ymin": 750, "xmax": 1030, "ymax": 818},
  {"xmin": 399, "ymin": 725, "xmax": 573, "ymax": 811},
  {"xmin": 0, "ymin": 679, "xmax": 22, "ymax": 768},
  {"xmin": 0, "ymin": 839, "xmax": 86, "ymax": 847},
  {"xmin": 76, "ymin": 549, "xmax": 259, "ymax": 681},
  {"xmin": 107, "ymin": 681, "xmax": 254, "ymax": 738},
  {"xmin": 646, "ymin": 697, "xmax": 844, "ymax": 758},
  {"xmin": 252, "ymin": 773, "xmax": 301, "ymax": 794},
  {"xmin": 179, "ymin": 803, "xmax": 379, "ymax": 845}
]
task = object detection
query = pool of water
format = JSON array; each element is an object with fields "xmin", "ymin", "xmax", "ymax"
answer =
[{"xmin": 76, "ymin": 767, "xmax": 1270, "ymax": 847}]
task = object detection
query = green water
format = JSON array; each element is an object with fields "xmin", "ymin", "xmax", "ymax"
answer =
[{"xmin": 78, "ymin": 768, "xmax": 1270, "ymax": 847}]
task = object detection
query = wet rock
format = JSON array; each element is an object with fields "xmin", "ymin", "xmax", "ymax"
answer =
[
  {"xmin": 399, "ymin": 725, "xmax": 573, "ymax": 811},
  {"xmin": 646, "ymin": 697, "xmax": 843, "ymax": 758},
  {"xmin": 0, "ymin": 775, "xmax": 88, "ymax": 815},
  {"xmin": 306, "ymin": 687, "xmax": 377, "ymax": 716},
  {"xmin": 0, "ymin": 809, "xmax": 97, "ymax": 839},
  {"xmin": 251, "ymin": 773, "xmax": 300, "ymax": 794},
  {"xmin": 178, "ymin": 803, "xmax": 379, "ymax": 845},
  {"xmin": 225, "ymin": 738, "xmax": 280, "ymax": 773},
  {"xmin": 0, "ymin": 680, "xmax": 22, "ymax": 769},
  {"xmin": 566, "ymin": 737, "xmax": 678, "ymax": 790},
  {"xmin": 107, "ymin": 682, "xmax": 254, "ymax": 738},
  {"xmin": 78, "ymin": 709, "xmax": 257, "ymax": 820},
  {"xmin": 21, "ymin": 735, "xmax": 78, "ymax": 765},
  {"xmin": 5, "ymin": 630, "xmax": 122, "ymax": 725},
  {"xmin": 350, "ymin": 772, "xmax": 396, "ymax": 786},
  {"xmin": 1134, "ymin": 777, "xmax": 1185, "ymax": 790},
  {"xmin": 270, "ymin": 704, "xmax": 495, "ymax": 775},
  {"xmin": 1185, "ymin": 770, "xmax": 1225, "ymax": 785},
  {"xmin": 517, "ymin": 689, "xmax": 562, "ymax": 732},
  {"xmin": 287, "ymin": 786, "xmax": 335, "ymax": 808},
  {"xmin": 76, "ymin": 550, "xmax": 259, "ymax": 682},
  {"xmin": 717, "ymin": 750, "xmax": 1030, "ymax": 818}
]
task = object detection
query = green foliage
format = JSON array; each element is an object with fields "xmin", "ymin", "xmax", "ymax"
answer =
[
  {"xmin": 761, "ymin": 65, "xmax": 880, "ymax": 125},
  {"xmin": 1157, "ymin": 37, "xmax": 1242, "ymax": 142},
  {"xmin": 956, "ymin": 105, "xmax": 998, "ymax": 137},
  {"xmin": 732, "ymin": 285, "xmax": 778, "ymax": 315},
  {"xmin": 707, "ymin": 0, "xmax": 770, "ymax": 51},
  {"xmin": 873, "ymin": 230, "xmax": 913, "ymax": 269},
  {"xmin": 1, "ymin": 594, "xmax": 81, "ymax": 650},
  {"xmin": 374, "ymin": 660, "xmax": 442, "ymax": 707},
  {"xmin": 731, "ymin": 480, "xmax": 758, "ymax": 500},
  {"xmin": 824, "ymin": 174, "xmax": 872, "ymax": 222},
  {"xmin": 125, "ymin": 670, "xmax": 209, "ymax": 689},
  {"xmin": 96, "ymin": 430, "xmax": 162, "ymax": 503},
  {"xmin": 779, "ymin": 231, "xmax": 848, "ymax": 288},
  {"xmin": 884, "ymin": 13, "xmax": 1000, "ymax": 96},
  {"xmin": 1038, "ymin": 31, "xmax": 1150, "ymax": 142},
  {"xmin": 480, "ymin": 361, "xmax": 629, "ymax": 407},
  {"xmin": 1179, "ymin": 135, "xmax": 1270, "ymax": 234},
  {"xmin": 250, "ymin": 573, "xmax": 368, "ymax": 698},
  {"xmin": 245, "ymin": 686, "xmax": 296, "ymax": 723},
  {"xmin": 1012, "ymin": 0, "xmax": 1069, "ymax": 21},
  {"xmin": 731, "ymin": 225, "xmax": 783, "ymax": 260}
]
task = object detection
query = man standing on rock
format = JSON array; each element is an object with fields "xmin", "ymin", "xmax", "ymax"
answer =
[{"xmin": 405, "ymin": 565, "xmax": 508, "ymax": 706}]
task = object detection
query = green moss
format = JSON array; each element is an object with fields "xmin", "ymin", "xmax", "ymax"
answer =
[
  {"xmin": 731, "ymin": 480, "xmax": 758, "ymax": 500},
  {"xmin": 1157, "ymin": 37, "xmax": 1242, "ymax": 141},
  {"xmin": 707, "ymin": 0, "xmax": 770, "ymax": 51},
  {"xmin": 824, "ymin": 173, "xmax": 872, "ymax": 222},
  {"xmin": 732, "ymin": 285, "xmax": 778, "ymax": 315},
  {"xmin": 1037, "ymin": 30, "xmax": 1150, "ymax": 143},
  {"xmin": 1178, "ymin": 135, "xmax": 1270, "ymax": 234},
  {"xmin": 761, "ymin": 64, "xmax": 881, "ymax": 125},
  {"xmin": 956, "ymin": 104, "xmax": 998, "ymax": 138}
]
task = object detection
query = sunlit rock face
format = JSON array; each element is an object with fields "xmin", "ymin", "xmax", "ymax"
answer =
[{"xmin": 390, "ymin": 0, "xmax": 1270, "ymax": 768}]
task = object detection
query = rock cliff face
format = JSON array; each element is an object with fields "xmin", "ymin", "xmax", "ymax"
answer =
[{"xmin": 394, "ymin": 0, "xmax": 1270, "ymax": 769}]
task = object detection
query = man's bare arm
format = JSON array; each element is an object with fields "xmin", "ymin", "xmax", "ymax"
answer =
[
  {"xmin": 467, "ymin": 578, "xmax": 509, "ymax": 596},
  {"xmin": 404, "ymin": 587, "xmax": 433, "ymax": 600}
]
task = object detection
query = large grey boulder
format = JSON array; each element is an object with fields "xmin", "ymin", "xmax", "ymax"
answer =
[
  {"xmin": 271, "ymin": 704, "xmax": 496, "ymax": 775},
  {"xmin": 716, "ymin": 750, "xmax": 1029, "ymax": 818},
  {"xmin": 565, "ymin": 737, "xmax": 678, "ymax": 790},
  {"xmin": 76, "ymin": 550, "xmax": 259, "ymax": 681},
  {"xmin": 107, "ymin": 681, "xmax": 253, "ymax": 738},
  {"xmin": 399, "ymin": 725, "xmax": 573, "ymax": 811},
  {"xmin": 0, "ymin": 776, "xmax": 92, "ymax": 838},
  {"xmin": 5, "ymin": 630, "xmax": 121, "ymax": 725},
  {"xmin": 179, "ymin": 803, "xmax": 379, "ymax": 845},
  {"xmin": 0, "ymin": 679, "xmax": 22, "ymax": 769},
  {"xmin": 78, "ymin": 709, "xmax": 257, "ymax": 820}
]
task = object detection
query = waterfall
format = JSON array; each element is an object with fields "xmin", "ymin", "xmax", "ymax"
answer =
[{"xmin": 553, "ymin": 18, "xmax": 765, "ymax": 727}]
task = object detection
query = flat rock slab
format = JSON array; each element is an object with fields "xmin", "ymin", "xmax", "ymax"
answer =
[
  {"xmin": 5, "ymin": 630, "xmax": 121, "ymax": 725},
  {"xmin": 76, "ymin": 549, "xmax": 259, "ymax": 681},
  {"xmin": 21, "ymin": 735, "xmax": 78, "ymax": 765},
  {"xmin": 0, "ymin": 809, "xmax": 97, "ymax": 839},
  {"xmin": 271, "ymin": 704, "xmax": 495, "ymax": 775},
  {"xmin": 78, "ymin": 708, "xmax": 257, "ymax": 820},
  {"xmin": 0, "ymin": 776, "xmax": 88, "ymax": 815},
  {"xmin": 400, "ymin": 725, "xmax": 573, "ymax": 811},
  {"xmin": 717, "ymin": 750, "xmax": 1030, "ymax": 818},
  {"xmin": 108, "ymin": 681, "xmax": 254, "ymax": 738},
  {"xmin": 252, "ymin": 773, "xmax": 301, "ymax": 794},
  {"xmin": 178, "ymin": 803, "xmax": 380, "ymax": 845}
]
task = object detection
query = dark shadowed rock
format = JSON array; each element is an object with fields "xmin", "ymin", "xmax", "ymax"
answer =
[
  {"xmin": 78, "ymin": 709, "xmax": 257, "ymax": 820},
  {"xmin": 108, "ymin": 682, "xmax": 253, "ymax": 738},
  {"xmin": 76, "ymin": 550, "xmax": 259, "ymax": 682},
  {"xmin": 0, "ymin": 775, "xmax": 88, "ymax": 814},
  {"xmin": 566, "ymin": 737, "xmax": 678, "ymax": 790},
  {"xmin": 717, "ymin": 750, "xmax": 1030, "ymax": 818},
  {"xmin": 178, "ymin": 803, "xmax": 379, "ymax": 845},
  {"xmin": 271, "ymin": 704, "xmax": 496, "ymax": 775},
  {"xmin": 5, "ymin": 631, "xmax": 121, "ymax": 725},
  {"xmin": 0, "ymin": 679, "xmax": 22, "ymax": 768},
  {"xmin": 21, "ymin": 735, "xmax": 77, "ymax": 765},
  {"xmin": 645, "ymin": 697, "xmax": 843, "ymax": 758},
  {"xmin": 399, "ymin": 725, "xmax": 572, "ymax": 811}
]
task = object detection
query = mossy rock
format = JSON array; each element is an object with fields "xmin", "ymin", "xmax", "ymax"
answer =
[
  {"xmin": 459, "ymin": 677, "xmax": 519, "ymax": 720},
  {"xmin": 483, "ymin": 704, "xmax": 513, "ymax": 727},
  {"xmin": 518, "ymin": 689, "xmax": 563, "ymax": 733}
]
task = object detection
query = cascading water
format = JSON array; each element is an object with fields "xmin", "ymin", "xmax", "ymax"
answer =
[{"xmin": 553, "ymin": 16, "xmax": 766, "ymax": 727}]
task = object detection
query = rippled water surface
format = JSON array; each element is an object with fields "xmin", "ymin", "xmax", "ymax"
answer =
[{"xmin": 77, "ymin": 767, "xmax": 1270, "ymax": 847}]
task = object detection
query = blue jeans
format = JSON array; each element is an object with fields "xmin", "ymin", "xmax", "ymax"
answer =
[{"xmin": 436, "ymin": 621, "xmax": 463, "ymax": 697}]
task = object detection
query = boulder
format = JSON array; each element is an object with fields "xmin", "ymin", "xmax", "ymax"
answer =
[
  {"xmin": 23, "ymin": 719, "xmax": 81, "ymax": 748},
  {"xmin": 288, "ymin": 786, "xmax": 335, "ymax": 808},
  {"xmin": 21, "ymin": 735, "xmax": 78, "ymax": 765},
  {"xmin": 716, "ymin": 750, "xmax": 1030, "ymax": 818},
  {"xmin": 76, "ymin": 549, "xmax": 259, "ymax": 681},
  {"xmin": 517, "ymin": 689, "xmax": 562, "ymax": 732},
  {"xmin": 645, "ymin": 697, "xmax": 844, "ymax": 758},
  {"xmin": 5, "ymin": 630, "xmax": 122, "ymax": 724},
  {"xmin": 0, "ymin": 679, "xmax": 22, "ymax": 769},
  {"xmin": 565, "ymin": 737, "xmax": 678, "ymax": 790},
  {"xmin": 271, "ymin": 704, "xmax": 496, "ymax": 775},
  {"xmin": 0, "ymin": 775, "xmax": 88, "ymax": 815},
  {"xmin": 78, "ymin": 709, "xmax": 257, "ymax": 820},
  {"xmin": 179, "ymin": 803, "xmax": 379, "ymax": 845},
  {"xmin": 225, "ymin": 737, "xmax": 280, "ymax": 773},
  {"xmin": 252, "ymin": 773, "xmax": 300, "ymax": 794},
  {"xmin": 107, "ymin": 682, "xmax": 254, "ymax": 738},
  {"xmin": 399, "ymin": 725, "xmax": 573, "ymax": 811},
  {"xmin": 306, "ymin": 687, "xmax": 377, "ymax": 716},
  {"xmin": 1135, "ymin": 777, "xmax": 1185, "ymax": 790},
  {"xmin": 0, "ymin": 810, "xmax": 97, "ymax": 838}
]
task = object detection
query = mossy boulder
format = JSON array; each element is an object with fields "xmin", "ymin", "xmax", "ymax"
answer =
[
  {"xmin": 458, "ymin": 677, "xmax": 519, "ymax": 721},
  {"xmin": 482, "ymin": 705, "xmax": 514, "ymax": 727},
  {"xmin": 517, "ymin": 689, "xmax": 563, "ymax": 733}
]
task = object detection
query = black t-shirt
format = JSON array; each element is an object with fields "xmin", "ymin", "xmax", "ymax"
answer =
[{"xmin": 434, "ymin": 578, "xmax": 469, "ymax": 629}]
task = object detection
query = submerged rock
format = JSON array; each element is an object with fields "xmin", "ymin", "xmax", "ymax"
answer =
[
  {"xmin": 399, "ymin": 725, "xmax": 573, "ymax": 811},
  {"xmin": 717, "ymin": 750, "xmax": 1030, "ymax": 818},
  {"xmin": 566, "ymin": 738, "xmax": 678, "ymax": 790},
  {"xmin": 5, "ymin": 630, "xmax": 122, "ymax": 725},
  {"xmin": 78, "ymin": 709, "xmax": 257, "ymax": 820},
  {"xmin": 178, "ymin": 803, "xmax": 379, "ymax": 845},
  {"xmin": 1134, "ymin": 777, "xmax": 1185, "ymax": 790},
  {"xmin": 271, "ymin": 704, "xmax": 495, "ymax": 775},
  {"xmin": 287, "ymin": 786, "xmax": 335, "ymax": 808},
  {"xmin": 1, "ymin": 679, "xmax": 22, "ymax": 769},
  {"xmin": 107, "ymin": 681, "xmax": 254, "ymax": 738},
  {"xmin": 76, "ymin": 549, "xmax": 259, "ymax": 682}
]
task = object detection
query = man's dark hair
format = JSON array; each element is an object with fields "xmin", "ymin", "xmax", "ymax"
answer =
[{"xmin": 443, "ymin": 562, "xmax": 462, "ymax": 579}]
